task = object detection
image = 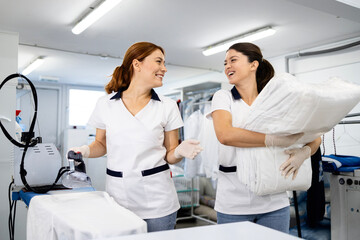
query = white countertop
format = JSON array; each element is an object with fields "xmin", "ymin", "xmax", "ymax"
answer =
[{"xmin": 112, "ymin": 221, "xmax": 299, "ymax": 240}]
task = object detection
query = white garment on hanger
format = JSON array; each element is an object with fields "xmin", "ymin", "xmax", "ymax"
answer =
[
  {"xmin": 198, "ymin": 103, "xmax": 219, "ymax": 180},
  {"xmin": 183, "ymin": 110, "xmax": 203, "ymax": 178}
]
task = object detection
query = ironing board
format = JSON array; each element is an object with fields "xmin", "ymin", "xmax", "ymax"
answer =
[
  {"xmin": 26, "ymin": 191, "xmax": 147, "ymax": 240},
  {"xmin": 12, "ymin": 186, "xmax": 95, "ymax": 206}
]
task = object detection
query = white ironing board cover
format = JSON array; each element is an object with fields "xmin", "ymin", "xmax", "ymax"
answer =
[{"xmin": 27, "ymin": 191, "xmax": 147, "ymax": 240}]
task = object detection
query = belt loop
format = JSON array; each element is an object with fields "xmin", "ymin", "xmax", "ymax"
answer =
[
  {"xmin": 219, "ymin": 165, "xmax": 237, "ymax": 173},
  {"xmin": 106, "ymin": 168, "xmax": 123, "ymax": 178},
  {"xmin": 107, "ymin": 163, "xmax": 170, "ymax": 178},
  {"xmin": 142, "ymin": 164, "xmax": 169, "ymax": 177}
]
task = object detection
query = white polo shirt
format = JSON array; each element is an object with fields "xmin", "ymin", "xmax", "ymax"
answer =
[
  {"xmin": 208, "ymin": 87, "xmax": 289, "ymax": 215},
  {"xmin": 88, "ymin": 88, "xmax": 183, "ymax": 219}
]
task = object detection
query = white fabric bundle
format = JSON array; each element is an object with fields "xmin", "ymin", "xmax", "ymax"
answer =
[
  {"xmin": 27, "ymin": 191, "xmax": 147, "ymax": 240},
  {"xmin": 237, "ymin": 73, "xmax": 360, "ymax": 195}
]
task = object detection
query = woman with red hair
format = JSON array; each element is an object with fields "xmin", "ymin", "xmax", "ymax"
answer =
[{"xmin": 70, "ymin": 42, "xmax": 202, "ymax": 232}]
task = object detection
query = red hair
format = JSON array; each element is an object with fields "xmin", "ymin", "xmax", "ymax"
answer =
[{"xmin": 105, "ymin": 42, "xmax": 165, "ymax": 94}]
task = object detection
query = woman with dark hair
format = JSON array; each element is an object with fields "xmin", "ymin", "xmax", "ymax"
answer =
[
  {"xmin": 69, "ymin": 42, "xmax": 202, "ymax": 232},
  {"xmin": 208, "ymin": 42, "xmax": 321, "ymax": 232}
]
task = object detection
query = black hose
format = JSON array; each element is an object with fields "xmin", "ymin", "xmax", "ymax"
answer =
[
  {"xmin": 8, "ymin": 180, "xmax": 14, "ymax": 240},
  {"xmin": 0, "ymin": 74, "xmax": 38, "ymax": 148},
  {"xmin": 1, "ymin": 73, "xmax": 67, "ymax": 193}
]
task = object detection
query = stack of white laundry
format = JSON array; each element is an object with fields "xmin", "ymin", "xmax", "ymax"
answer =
[{"xmin": 237, "ymin": 73, "xmax": 360, "ymax": 195}]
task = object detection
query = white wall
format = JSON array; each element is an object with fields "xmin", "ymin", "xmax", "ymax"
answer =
[
  {"xmin": 269, "ymin": 39, "xmax": 360, "ymax": 157},
  {"xmin": 293, "ymin": 49, "xmax": 360, "ymax": 156},
  {"xmin": 17, "ymin": 86, "xmax": 61, "ymax": 146},
  {"xmin": 158, "ymin": 71, "xmax": 227, "ymax": 95},
  {"xmin": 0, "ymin": 31, "xmax": 28, "ymax": 240}
]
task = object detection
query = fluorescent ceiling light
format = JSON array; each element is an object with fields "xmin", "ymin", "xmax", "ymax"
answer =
[
  {"xmin": 202, "ymin": 27, "xmax": 276, "ymax": 56},
  {"xmin": 39, "ymin": 75, "xmax": 60, "ymax": 82},
  {"xmin": 72, "ymin": 0, "xmax": 123, "ymax": 35},
  {"xmin": 336, "ymin": 0, "xmax": 360, "ymax": 9},
  {"xmin": 22, "ymin": 57, "xmax": 45, "ymax": 75}
]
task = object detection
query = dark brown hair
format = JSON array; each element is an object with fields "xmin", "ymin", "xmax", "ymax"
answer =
[
  {"xmin": 105, "ymin": 42, "xmax": 165, "ymax": 94},
  {"xmin": 228, "ymin": 42, "xmax": 274, "ymax": 93}
]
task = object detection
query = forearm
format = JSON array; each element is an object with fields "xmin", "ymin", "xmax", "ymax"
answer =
[
  {"xmin": 212, "ymin": 110, "xmax": 303, "ymax": 148},
  {"xmin": 216, "ymin": 125, "xmax": 266, "ymax": 148},
  {"xmin": 165, "ymin": 148, "xmax": 182, "ymax": 164},
  {"xmin": 164, "ymin": 129, "xmax": 183, "ymax": 164},
  {"xmin": 212, "ymin": 110, "xmax": 265, "ymax": 148},
  {"xmin": 88, "ymin": 139, "xmax": 107, "ymax": 158},
  {"xmin": 305, "ymin": 137, "xmax": 322, "ymax": 155}
]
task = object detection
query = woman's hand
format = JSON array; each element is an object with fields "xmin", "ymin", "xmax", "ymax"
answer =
[
  {"xmin": 279, "ymin": 145, "xmax": 311, "ymax": 180},
  {"xmin": 264, "ymin": 133, "xmax": 304, "ymax": 148},
  {"xmin": 174, "ymin": 139, "xmax": 203, "ymax": 160},
  {"xmin": 68, "ymin": 145, "xmax": 90, "ymax": 158}
]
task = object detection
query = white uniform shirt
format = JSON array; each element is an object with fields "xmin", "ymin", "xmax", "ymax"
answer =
[
  {"xmin": 88, "ymin": 88, "xmax": 183, "ymax": 219},
  {"xmin": 208, "ymin": 87, "xmax": 289, "ymax": 215}
]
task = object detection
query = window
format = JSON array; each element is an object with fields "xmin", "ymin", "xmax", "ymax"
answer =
[{"xmin": 68, "ymin": 89, "xmax": 104, "ymax": 126}]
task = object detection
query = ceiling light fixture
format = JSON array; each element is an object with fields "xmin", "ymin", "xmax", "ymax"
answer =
[
  {"xmin": 22, "ymin": 57, "xmax": 45, "ymax": 75},
  {"xmin": 72, "ymin": 0, "xmax": 123, "ymax": 35},
  {"xmin": 336, "ymin": 0, "xmax": 360, "ymax": 9},
  {"xmin": 202, "ymin": 26, "xmax": 276, "ymax": 56}
]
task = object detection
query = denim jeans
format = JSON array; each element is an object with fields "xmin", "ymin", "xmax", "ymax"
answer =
[
  {"xmin": 144, "ymin": 211, "xmax": 177, "ymax": 232},
  {"xmin": 217, "ymin": 206, "xmax": 290, "ymax": 233}
]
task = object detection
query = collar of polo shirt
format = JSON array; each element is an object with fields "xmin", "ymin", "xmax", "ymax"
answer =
[
  {"xmin": 110, "ymin": 87, "xmax": 161, "ymax": 101},
  {"xmin": 231, "ymin": 86, "xmax": 242, "ymax": 100}
]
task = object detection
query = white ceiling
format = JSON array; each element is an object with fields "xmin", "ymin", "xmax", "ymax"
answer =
[{"xmin": 1, "ymin": 0, "xmax": 360, "ymax": 91}]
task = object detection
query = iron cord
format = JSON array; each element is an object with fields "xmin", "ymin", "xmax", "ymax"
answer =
[
  {"xmin": 1, "ymin": 73, "xmax": 69, "ymax": 194},
  {"xmin": 8, "ymin": 180, "xmax": 15, "ymax": 240}
]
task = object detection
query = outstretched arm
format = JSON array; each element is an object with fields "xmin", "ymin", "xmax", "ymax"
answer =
[
  {"xmin": 212, "ymin": 110, "xmax": 266, "ymax": 147},
  {"xmin": 164, "ymin": 129, "xmax": 203, "ymax": 164},
  {"xmin": 212, "ymin": 110, "xmax": 302, "ymax": 148},
  {"xmin": 88, "ymin": 128, "xmax": 107, "ymax": 158},
  {"xmin": 68, "ymin": 128, "xmax": 106, "ymax": 159}
]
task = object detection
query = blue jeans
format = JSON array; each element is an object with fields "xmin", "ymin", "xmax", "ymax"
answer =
[
  {"xmin": 144, "ymin": 211, "xmax": 177, "ymax": 232},
  {"xmin": 217, "ymin": 206, "xmax": 290, "ymax": 233}
]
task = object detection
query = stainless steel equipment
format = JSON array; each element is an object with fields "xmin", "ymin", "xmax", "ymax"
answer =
[{"xmin": 330, "ymin": 169, "xmax": 360, "ymax": 240}]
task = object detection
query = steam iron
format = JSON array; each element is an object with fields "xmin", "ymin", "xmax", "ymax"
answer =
[{"xmin": 62, "ymin": 151, "xmax": 92, "ymax": 188}]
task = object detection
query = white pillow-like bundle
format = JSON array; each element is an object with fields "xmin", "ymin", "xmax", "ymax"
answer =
[{"xmin": 237, "ymin": 73, "xmax": 360, "ymax": 195}]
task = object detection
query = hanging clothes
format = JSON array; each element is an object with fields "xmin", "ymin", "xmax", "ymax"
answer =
[
  {"xmin": 183, "ymin": 110, "xmax": 203, "ymax": 178},
  {"xmin": 198, "ymin": 103, "xmax": 219, "ymax": 180},
  {"xmin": 181, "ymin": 89, "xmax": 219, "ymax": 179}
]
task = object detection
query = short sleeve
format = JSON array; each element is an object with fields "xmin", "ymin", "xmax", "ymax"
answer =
[
  {"xmin": 206, "ymin": 90, "xmax": 232, "ymax": 119},
  {"xmin": 87, "ymin": 95, "xmax": 107, "ymax": 129},
  {"xmin": 164, "ymin": 98, "xmax": 184, "ymax": 132}
]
